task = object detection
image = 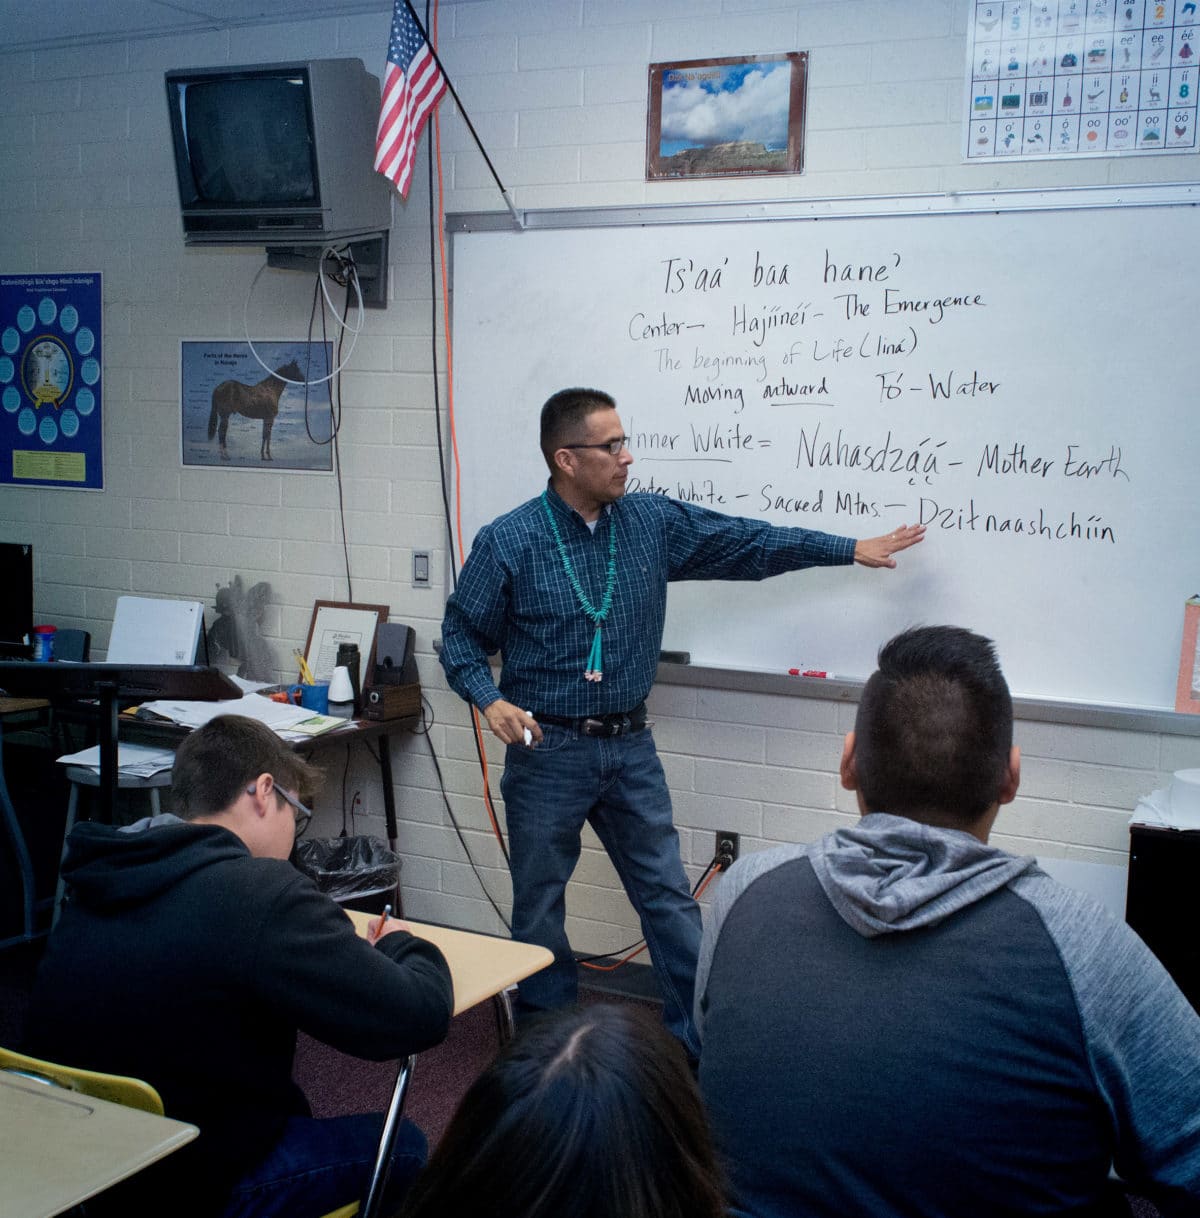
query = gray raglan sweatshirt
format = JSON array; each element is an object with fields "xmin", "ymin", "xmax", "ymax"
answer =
[{"xmin": 696, "ymin": 813, "xmax": 1200, "ymax": 1218}]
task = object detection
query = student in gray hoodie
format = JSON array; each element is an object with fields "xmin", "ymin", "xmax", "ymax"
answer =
[{"xmin": 696, "ymin": 625, "xmax": 1200, "ymax": 1218}]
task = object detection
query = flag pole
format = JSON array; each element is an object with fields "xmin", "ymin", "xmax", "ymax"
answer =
[{"xmin": 402, "ymin": 0, "xmax": 524, "ymax": 229}]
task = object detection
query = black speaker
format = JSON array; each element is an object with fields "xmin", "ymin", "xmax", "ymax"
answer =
[
  {"xmin": 374, "ymin": 623, "xmax": 417, "ymax": 686},
  {"xmin": 1127, "ymin": 824, "xmax": 1200, "ymax": 1014}
]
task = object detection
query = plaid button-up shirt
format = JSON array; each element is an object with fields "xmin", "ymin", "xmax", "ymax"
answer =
[{"xmin": 440, "ymin": 484, "xmax": 855, "ymax": 719}]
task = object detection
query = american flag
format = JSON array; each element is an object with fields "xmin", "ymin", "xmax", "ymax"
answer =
[{"xmin": 374, "ymin": 0, "xmax": 447, "ymax": 198}]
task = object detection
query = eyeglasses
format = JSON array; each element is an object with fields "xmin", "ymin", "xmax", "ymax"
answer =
[
  {"xmin": 247, "ymin": 781, "xmax": 312, "ymax": 839},
  {"xmin": 562, "ymin": 435, "xmax": 631, "ymax": 457}
]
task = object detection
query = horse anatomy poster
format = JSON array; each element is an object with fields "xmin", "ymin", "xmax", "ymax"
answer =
[
  {"xmin": 0, "ymin": 272, "xmax": 103, "ymax": 490},
  {"xmin": 180, "ymin": 340, "xmax": 334, "ymax": 472}
]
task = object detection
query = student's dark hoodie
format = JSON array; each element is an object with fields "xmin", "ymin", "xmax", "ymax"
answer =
[{"xmin": 24, "ymin": 815, "xmax": 452, "ymax": 1213}]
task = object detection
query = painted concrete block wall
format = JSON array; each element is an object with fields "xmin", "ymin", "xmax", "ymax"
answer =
[{"xmin": 1, "ymin": 0, "xmax": 1197, "ymax": 951}]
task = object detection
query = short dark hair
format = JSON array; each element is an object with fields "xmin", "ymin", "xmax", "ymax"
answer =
[
  {"xmin": 399, "ymin": 1004, "xmax": 727, "ymax": 1218},
  {"xmin": 853, "ymin": 626, "xmax": 1013, "ymax": 824},
  {"xmin": 171, "ymin": 714, "xmax": 321, "ymax": 819},
  {"xmin": 539, "ymin": 387, "xmax": 616, "ymax": 470}
]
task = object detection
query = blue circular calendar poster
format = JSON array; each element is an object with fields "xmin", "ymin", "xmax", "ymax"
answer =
[{"xmin": 0, "ymin": 272, "xmax": 103, "ymax": 490}]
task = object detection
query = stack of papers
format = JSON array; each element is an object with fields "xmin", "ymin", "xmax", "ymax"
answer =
[
  {"xmin": 134, "ymin": 691, "xmax": 348, "ymax": 740},
  {"xmin": 57, "ymin": 743, "xmax": 177, "ymax": 778}
]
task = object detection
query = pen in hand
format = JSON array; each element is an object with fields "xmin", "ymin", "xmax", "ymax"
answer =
[{"xmin": 371, "ymin": 903, "xmax": 392, "ymax": 943}]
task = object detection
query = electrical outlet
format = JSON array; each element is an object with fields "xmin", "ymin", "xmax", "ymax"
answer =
[{"xmin": 714, "ymin": 830, "xmax": 740, "ymax": 866}]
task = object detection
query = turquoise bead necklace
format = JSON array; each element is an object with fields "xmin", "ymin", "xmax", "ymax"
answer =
[{"xmin": 540, "ymin": 491, "xmax": 617, "ymax": 682}]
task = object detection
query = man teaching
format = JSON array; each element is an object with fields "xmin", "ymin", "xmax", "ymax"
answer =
[{"xmin": 439, "ymin": 386, "xmax": 924, "ymax": 1058}]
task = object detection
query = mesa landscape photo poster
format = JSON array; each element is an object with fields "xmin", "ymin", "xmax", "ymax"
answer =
[{"xmin": 646, "ymin": 52, "xmax": 808, "ymax": 180}]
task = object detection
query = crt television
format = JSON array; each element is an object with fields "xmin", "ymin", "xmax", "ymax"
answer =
[{"xmin": 165, "ymin": 58, "xmax": 392, "ymax": 246}]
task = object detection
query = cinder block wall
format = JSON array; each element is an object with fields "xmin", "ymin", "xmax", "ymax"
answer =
[{"xmin": 1, "ymin": 0, "xmax": 1196, "ymax": 950}]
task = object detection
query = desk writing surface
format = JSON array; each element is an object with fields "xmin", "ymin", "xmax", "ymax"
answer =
[
  {"xmin": 346, "ymin": 912, "xmax": 553, "ymax": 1017},
  {"xmin": 0, "ymin": 1073, "xmax": 197, "ymax": 1218}
]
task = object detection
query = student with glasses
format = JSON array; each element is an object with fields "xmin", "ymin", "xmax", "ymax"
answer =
[
  {"xmin": 25, "ymin": 713, "xmax": 453, "ymax": 1218},
  {"xmin": 440, "ymin": 386, "xmax": 925, "ymax": 1062}
]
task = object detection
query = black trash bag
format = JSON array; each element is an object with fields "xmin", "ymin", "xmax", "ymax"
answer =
[{"xmin": 293, "ymin": 835, "xmax": 400, "ymax": 905}]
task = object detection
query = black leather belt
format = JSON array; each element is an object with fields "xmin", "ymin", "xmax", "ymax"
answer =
[{"xmin": 535, "ymin": 705, "xmax": 648, "ymax": 737}]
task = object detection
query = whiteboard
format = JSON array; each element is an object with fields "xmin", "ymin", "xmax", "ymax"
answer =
[{"xmin": 449, "ymin": 189, "xmax": 1199, "ymax": 711}]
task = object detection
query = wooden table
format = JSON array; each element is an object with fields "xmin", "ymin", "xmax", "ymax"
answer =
[
  {"xmin": 345, "ymin": 913, "xmax": 552, "ymax": 1218},
  {"xmin": 0, "ymin": 1071, "xmax": 197, "ymax": 1218}
]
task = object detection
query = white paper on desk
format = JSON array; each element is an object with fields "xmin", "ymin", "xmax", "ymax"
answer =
[
  {"xmin": 229, "ymin": 675, "xmax": 273, "ymax": 694},
  {"xmin": 138, "ymin": 693, "xmax": 313, "ymax": 732},
  {"xmin": 57, "ymin": 743, "xmax": 177, "ymax": 777},
  {"xmin": 1132, "ymin": 770, "xmax": 1200, "ymax": 831}
]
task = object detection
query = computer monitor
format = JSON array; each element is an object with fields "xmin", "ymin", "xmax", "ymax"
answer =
[{"xmin": 0, "ymin": 542, "xmax": 33, "ymax": 658}]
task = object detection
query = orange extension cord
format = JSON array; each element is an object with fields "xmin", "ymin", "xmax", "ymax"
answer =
[
  {"xmin": 430, "ymin": 2, "xmax": 506, "ymax": 854},
  {"xmin": 578, "ymin": 861, "xmax": 725, "ymax": 971}
]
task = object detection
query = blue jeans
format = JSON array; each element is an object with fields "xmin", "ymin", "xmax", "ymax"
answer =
[
  {"xmin": 501, "ymin": 724, "xmax": 702, "ymax": 1059},
  {"xmin": 219, "ymin": 1112, "xmax": 426, "ymax": 1218}
]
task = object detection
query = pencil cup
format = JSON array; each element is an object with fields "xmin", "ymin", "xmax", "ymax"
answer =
[{"xmin": 298, "ymin": 682, "xmax": 329, "ymax": 714}]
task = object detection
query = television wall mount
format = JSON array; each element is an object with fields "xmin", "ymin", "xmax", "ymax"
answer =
[{"xmin": 266, "ymin": 230, "xmax": 389, "ymax": 309}]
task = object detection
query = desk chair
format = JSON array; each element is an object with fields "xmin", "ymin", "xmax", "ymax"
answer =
[
  {"xmin": 360, "ymin": 1057, "xmax": 414, "ymax": 1218},
  {"xmin": 0, "ymin": 1044, "xmax": 164, "ymax": 1114},
  {"xmin": 53, "ymin": 765, "xmax": 174, "ymax": 925},
  {"xmin": 46, "ymin": 628, "xmax": 93, "ymax": 755},
  {"xmin": 0, "ymin": 1048, "xmax": 362, "ymax": 1218},
  {"xmin": 55, "ymin": 629, "xmax": 92, "ymax": 663},
  {"xmin": 0, "ymin": 1047, "xmax": 174, "ymax": 1215},
  {"xmin": 358, "ymin": 990, "xmax": 517, "ymax": 1217}
]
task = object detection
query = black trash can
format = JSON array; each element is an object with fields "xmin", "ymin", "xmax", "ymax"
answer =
[{"xmin": 293, "ymin": 835, "xmax": 401, "ymax": 916}]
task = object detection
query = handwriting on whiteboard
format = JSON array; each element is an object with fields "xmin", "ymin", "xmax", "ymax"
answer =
[{"xmin": 620, "ymin": 243, "xmax": 1126, "ymax": 547}]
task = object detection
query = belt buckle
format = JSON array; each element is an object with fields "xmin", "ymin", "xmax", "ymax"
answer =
[{"xmin": 583, "ymin": 715, "xmax": 634, "ymax": 737}]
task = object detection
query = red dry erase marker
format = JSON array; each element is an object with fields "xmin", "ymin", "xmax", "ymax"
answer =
[{"xmin": 788, "ymin": 669, "xmax": 829, "ymax": 678}]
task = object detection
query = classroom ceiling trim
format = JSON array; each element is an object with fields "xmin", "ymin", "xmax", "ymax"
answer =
[{"xmin": 0, "ymin": 0, "xmax": 413, "ymax": 53}]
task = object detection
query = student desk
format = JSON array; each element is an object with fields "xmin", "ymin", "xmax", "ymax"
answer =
[
  {"xmin": 345, "ymin": 912, "xmax": 552, "ymax": 1218},
  {"xmin": 0, "ymin": 1070, "xmax": 197, "ymax": 1218},
  {"xmin": 345, "ymin": 912, "xmax": 552, "ymax": 1025}
]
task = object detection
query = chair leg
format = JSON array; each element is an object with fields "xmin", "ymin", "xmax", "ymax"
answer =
[
  {"xmin": 493, "ymin": 986, "xmax": 517, "ymax": 1043},
  {"xmin": 359, "ymin": 1055, "xmax": 415, "ymax": 1218},
  {"xmin": 53, "ymin": 785, "xmax": 81, "ymax": 928}
]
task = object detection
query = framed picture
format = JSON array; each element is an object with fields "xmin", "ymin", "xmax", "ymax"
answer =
[
  {"xmin": 646, "ymin": 52, "xmax": 808, "ymax": 180},
  {"xmin": 180, "ymin": 339, "xmax": 335, "ymax": 472},
  {"xmin": 303, "ymin": 600, "xmax": 389, "ymax": 692}
]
